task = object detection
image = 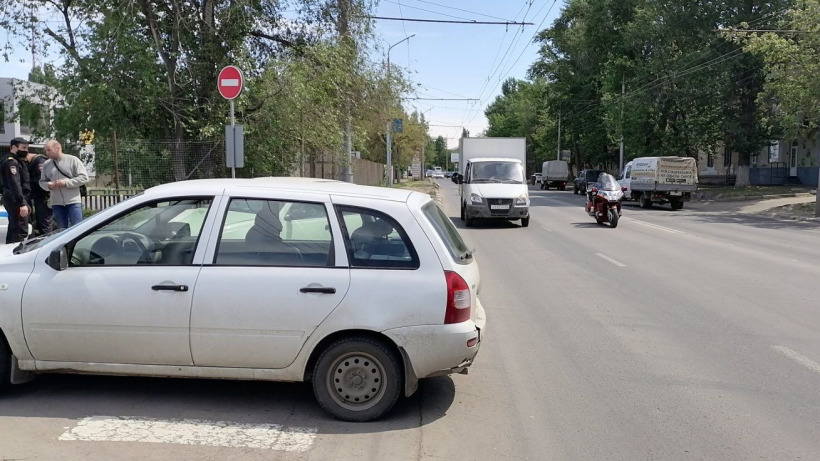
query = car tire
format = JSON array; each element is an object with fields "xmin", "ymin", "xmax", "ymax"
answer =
[
  {"xmin": 670, "ymin": 200, "xmax": 684, "ymax": 210},
  {"xmin": 312, "ymin": 336, "xmax": 402, "ymax": 422},
  {"xmin": 465, "ymin": 213, "xmax": 475, "ymax": 227},
  {"xmin": 0, "ymin": 336, "xmax": 12, "ymax": 393},
  {"xmin": 460, "ymin": 203, "xmax": 466, "ymax": 221},
  {"xmin": 521, "ymin": 216, "xmax": 530, "ymax": 227}
]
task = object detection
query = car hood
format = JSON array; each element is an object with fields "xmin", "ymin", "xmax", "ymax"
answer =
[{"xmin": 470, "ymin": 183, "xmax": 527, "ymax": 199}]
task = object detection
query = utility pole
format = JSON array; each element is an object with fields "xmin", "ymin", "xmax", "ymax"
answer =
[
  {"xmin": 337, "ymin": 0, "xmax": 354, "ymax": 183},
  {"xmin": 557, "ymin": 113, "xmax": 561, "ymax": 160},
  {"xmin": 619, "ymin": 73, "xmax": 625, "ymax": 174}
]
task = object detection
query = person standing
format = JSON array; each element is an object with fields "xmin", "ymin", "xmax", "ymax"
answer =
[
  {"xmin": 40, "ymin": 140, "xmax": 88, "ymax": 229},
  {"xmin": 25, "ymin": 149, "xmax": 52, "ymax": 235},
  {"xmin": 2, "ymin": 138, "xmax": 32, "ymax": 243}
]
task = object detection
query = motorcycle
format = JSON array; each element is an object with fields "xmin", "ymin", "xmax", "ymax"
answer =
[{"xmin": 585, "ymin": 173, "xmax": 625, "ymax": 228}]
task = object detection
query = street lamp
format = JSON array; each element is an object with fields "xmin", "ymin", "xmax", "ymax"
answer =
[{"xmin": 386, "ymin": 34, "xmax": 415, "ymax": 187}]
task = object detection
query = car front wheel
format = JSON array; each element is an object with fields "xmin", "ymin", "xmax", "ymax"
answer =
[{"xmin": 312, "ymin": 336, "xmax": 402, "ymax": 422}]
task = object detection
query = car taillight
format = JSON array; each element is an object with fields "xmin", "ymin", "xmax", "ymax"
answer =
[{"xmin": 444, "ymin": 271, "xmax": 471, "ymax": 324}]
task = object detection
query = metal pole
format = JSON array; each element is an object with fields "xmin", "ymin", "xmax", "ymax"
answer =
[
  {"xmin": 386, "ymin": 34, "xmax": 414, "ymax": 188},
  {"xmin": 557, "ymin": 113, "xmax": 561, "ymax": 160},
  {"xmin": 230, "ymin": 99, "xmax": 236, "ymax": 179},
  {"xmin": 386, "ymin": 121, "xmax": 392, "ymax": 186},
  {"xmin": 619, "ymin": 75, "xmax": 625, "ymax": 174}
]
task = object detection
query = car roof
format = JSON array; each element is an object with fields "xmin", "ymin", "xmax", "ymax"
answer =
[{"xmin": 143, "ymin": 177, "xmax": 419, "ymax": 203}]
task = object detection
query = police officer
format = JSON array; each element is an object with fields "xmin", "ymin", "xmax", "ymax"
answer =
[
  {"xmin": 25, "ymin": 149, "xmax": 52, "ymax": 235},
  {"xmin": 2, "ymin": 137, "xmax": 31, "ymax": 243}
]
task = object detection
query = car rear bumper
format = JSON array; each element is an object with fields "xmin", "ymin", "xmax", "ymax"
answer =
[{"xmin": 383, "ymin": 298, "xmax": 486, "ymax": 380}]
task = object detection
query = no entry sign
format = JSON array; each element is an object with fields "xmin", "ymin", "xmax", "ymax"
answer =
[{"xmin": 218, "ymin": 66, "xmax": 243, "ymax": 100}]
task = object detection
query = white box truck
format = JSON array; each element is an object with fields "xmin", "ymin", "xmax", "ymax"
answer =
[
  {"xmin": 453, "ymin": 137, "xmax": 529, "ymax": 227},
  {"xmin": 540, "ymin": 160, "xmax": 569, "ymax": 190},
  {"xmin": 619, "ymin": 156, "xmax": 698, "ymax": 210}
]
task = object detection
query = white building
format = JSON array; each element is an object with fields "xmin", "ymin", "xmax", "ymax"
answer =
[{"xmin": 0, "ymin": 77, "xmax": 61, "ymax": 148}]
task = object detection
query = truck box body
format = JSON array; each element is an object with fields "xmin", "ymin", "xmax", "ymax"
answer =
[
  {"xmin": 459, "ymin": 138, "xmax": 526, "ymax": 176},
  {"xmin": 629, "ymin": 156, "xmax": 698, "ymax": 192}
]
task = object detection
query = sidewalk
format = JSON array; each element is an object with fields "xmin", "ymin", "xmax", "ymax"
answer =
[{"xmin": 690, "ymin": 193, "xmax": 818, "ymax": 221}]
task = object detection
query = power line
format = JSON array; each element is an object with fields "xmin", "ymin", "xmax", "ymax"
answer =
[
  {"xmin": 413, "ymin": 0, "xmax": 517, "ymax": 22},
  {"xmin": 383, "ymin": 0, "xmax": 474, "ymax": 21},
  {"xmin": 365, "ymin": 16, "xmax": 534, "ymax": 25}
]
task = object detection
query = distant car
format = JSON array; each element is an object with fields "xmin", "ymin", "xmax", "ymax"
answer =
[
  {"xmin": 444, "ymin": 171, "xmax": 454, "ymax": 178},
  {"xmin": 0, "ymin": 205, "xmax": 32, "ymax": 243},
  {"xmin": 429, "ymin": 168, "xmax": 444, "ymax": 179},
  {"xmin": 0, "ymin": 178, "xmax": 486, "ymax": 422},
  {"xmin": 0, "ymin": 205, "xmax": 8, "ymax": 243},
  {"xmin": 574, "ymin": 169, "xmax": 604, "ymax": 195},
  {"xmin": 531, "ymin": 173, "xmax": 542, "ymax": 186}
]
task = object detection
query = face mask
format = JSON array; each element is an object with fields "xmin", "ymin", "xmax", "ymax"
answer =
[{"xmin": 16, "ymin": 149, "xmax": 28, "ymax": 159}]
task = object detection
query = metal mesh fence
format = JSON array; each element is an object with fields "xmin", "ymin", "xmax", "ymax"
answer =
[{"xmin": 82, "ymin": 139, "xmax": 227, "ymax": 190}]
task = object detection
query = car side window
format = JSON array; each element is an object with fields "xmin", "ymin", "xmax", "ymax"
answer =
[
  {"xmin": 214, "ymin": 198, "xmax": 333, "ymax": 267},
  {"xmin": 337, "ymin": 206, "xmax": 419, "ymax": 269},
  {"xmin": 625, "ymin": 166, "xmax": 632, "ymax": 179},
  {"xmin": 70, "ymin": 197, "xmax": 213, "ymax": 267}
]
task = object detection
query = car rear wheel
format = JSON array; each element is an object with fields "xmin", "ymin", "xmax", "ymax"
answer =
[
  {"xmin": 312, "ymin": 336, "xmax": 402, "ymax": 422},
  {"xmin": 0, "ymin": 336, "xmax": 12, "ymax": 393},
  {"xmin": 521, "ymin": 216, "xmax": 530, "ymax": 227},
  {"xmin": 670, "ymin": 200, "xmax": 684, "ymax": 210}
]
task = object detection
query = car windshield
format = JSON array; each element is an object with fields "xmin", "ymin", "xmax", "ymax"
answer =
[
  {"xmin": 597, "ymin": 173, "xmax": 621, "ymax": 191},
  {"xmin": 472, "ymin": 161, "xmax": 524, "ymax": 183}
]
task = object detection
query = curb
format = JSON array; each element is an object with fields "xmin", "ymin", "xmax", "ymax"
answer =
[{"xmin": 694, "ymin": 192, "xmax": 815, "ymax": 202}]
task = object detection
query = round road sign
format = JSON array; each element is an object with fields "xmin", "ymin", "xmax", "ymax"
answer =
[{"xmin": 218, "ymin": 66, "xmax": 243, "ymax": 100}]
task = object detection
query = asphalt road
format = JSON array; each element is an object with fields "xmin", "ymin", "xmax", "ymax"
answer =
[{"xmin": 2, "ymin": 180, "xmax": 819, "ymax": 460}]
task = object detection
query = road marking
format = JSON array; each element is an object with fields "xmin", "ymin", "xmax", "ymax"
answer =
[
  {"xmin": 628, "ymin": 219, "xmax": 685, "ymax": 234},
  {"xmin": 595, "ymin": 253, "xmax": 626, "ymax": 267},
  {"xmin": 773, "ymin": 346, "xmax": 820, "ymax": 375},
  {"xmin": 59, "ymin": 416, "xmax": 317, "ymax": 451}
]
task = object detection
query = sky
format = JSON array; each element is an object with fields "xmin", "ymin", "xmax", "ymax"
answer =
[
  {"xmin": 373, "ymin": 0, "xmax": 563, "ymax": 147},
  {"xmin": 1, "ymin": 1, "xmax": 564, "ymax": 149}
]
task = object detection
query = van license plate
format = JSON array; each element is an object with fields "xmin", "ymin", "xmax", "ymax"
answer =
[
  {"xmin": 669, "ymin": 191, "xmax": 682, "ymax": 196},
  {"xmin": 490, "ymin": 204, "xmax": 510, "ymax": 210}
]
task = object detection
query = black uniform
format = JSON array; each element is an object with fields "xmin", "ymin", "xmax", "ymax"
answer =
[
  {"xmin": 2, "ymin": 154, "xmax": 31, "ymax": 243},
  {"xmin": 27, "ymin": 154, "xmax": 52, "ymax": 235}
]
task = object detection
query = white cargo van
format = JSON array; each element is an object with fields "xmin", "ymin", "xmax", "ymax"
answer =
[{"xmin": 453, "ymin": 137, "xmax": 529, "ymax": 227}]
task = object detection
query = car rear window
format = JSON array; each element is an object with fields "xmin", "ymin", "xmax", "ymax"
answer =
[{"xmin": 421, "ymin": 202, "xmax": 472, "ymax": 264}]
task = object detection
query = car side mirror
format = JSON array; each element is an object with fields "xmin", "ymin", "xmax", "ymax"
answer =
[{"xmin": 47, "ymin": 247, "xmax": 68, "ymax": 271}]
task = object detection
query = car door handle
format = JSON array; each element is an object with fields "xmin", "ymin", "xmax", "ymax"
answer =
[
  {"xmin": 152, "ymin": 284, "xmax": 189, "ymax": 292},
  {"xmin": 300, "ymin": 287, "xmax": 336, "ymax": 294}
]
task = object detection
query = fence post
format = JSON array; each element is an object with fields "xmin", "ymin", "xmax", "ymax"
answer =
[{"xmin": 113, "ymin": 130, "xmax": 121, "ymax": 196}]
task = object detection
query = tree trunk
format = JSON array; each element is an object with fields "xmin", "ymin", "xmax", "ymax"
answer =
[{"xmin": 735, "ymin": 152, "xmax": 751, "ymax": 187}]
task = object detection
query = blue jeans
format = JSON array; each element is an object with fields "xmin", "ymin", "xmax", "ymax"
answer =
[{"xmin": 53, "ymin": 203, "xmax": 83, "ymax": 229}]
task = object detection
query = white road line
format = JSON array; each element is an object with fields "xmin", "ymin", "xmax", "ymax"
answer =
[
  {"xmin": 595, "ymin": 253, "xmax": 626, "ymax": 267},
  {"xmin": 628, "ymin": 218, "xmax": 685, "ymax": 234},
  {"xmin": 772, "ymin": 346, "xmax": 820, "ymax": 375},
  {"xmin": 59, "ymin": 416, "xmax": 317, "ymax": 451}
]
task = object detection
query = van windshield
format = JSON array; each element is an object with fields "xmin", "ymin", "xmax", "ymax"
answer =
[{"xmin": 471, "ymin": 161, "xmax": 524, "ymax": 183}]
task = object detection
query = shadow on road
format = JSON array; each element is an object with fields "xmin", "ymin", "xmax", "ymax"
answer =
[
  {"xmin": 0, "ymin": 372, "xmax": 457, "ymax": 433},
  {"xmin": 447, "ymin": 216, "xmax": 523, "ymax": 230}
]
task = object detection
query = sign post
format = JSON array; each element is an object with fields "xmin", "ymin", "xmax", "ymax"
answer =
[{"xmin": 218, "ymin": 66, "xmax": 244, "ymax": 178}]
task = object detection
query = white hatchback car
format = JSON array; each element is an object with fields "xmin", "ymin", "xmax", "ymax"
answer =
[{"xmin": 0, "ymin": 178, "xmax": 485, "ymax": 421}]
